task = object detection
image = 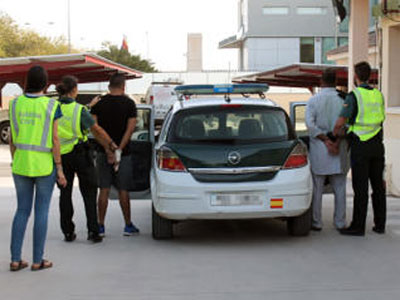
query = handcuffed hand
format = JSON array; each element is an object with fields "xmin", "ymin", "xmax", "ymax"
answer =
[
  {"xmin": 106, "ymin": 150, "xmax": 116, "ymax": 165},
  {"xmin": 324, "ymin": 140, "xmax": 339, "ymax": 156}
]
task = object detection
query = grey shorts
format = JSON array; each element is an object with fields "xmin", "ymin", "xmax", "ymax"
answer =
[{"xmin": 96, "ymin": 152, "xmax": 133, "ymax": 191}]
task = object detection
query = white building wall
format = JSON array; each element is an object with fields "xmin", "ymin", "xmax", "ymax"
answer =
[{"xmin": 243, "ymin": 37, "xmax": 300, "ymax": 71}]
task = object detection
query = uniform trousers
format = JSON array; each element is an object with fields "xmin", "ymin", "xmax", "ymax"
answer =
[
  {"xmin": 58, "ymin": 143, "xmax": 99, "ymax": 235},
  {"xmin": 349, "ymin": 132, "xmax": 386, "ymax": 232}
]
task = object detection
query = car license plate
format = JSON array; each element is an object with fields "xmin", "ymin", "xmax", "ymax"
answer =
[{"xmin": 210, "ymin": 193, "xmax": 263, "ymax": 206}]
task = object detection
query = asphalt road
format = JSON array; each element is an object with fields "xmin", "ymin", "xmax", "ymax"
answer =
[{"xmin": 0, "ymin": 145, "xmax": 400, "ymax": 300}]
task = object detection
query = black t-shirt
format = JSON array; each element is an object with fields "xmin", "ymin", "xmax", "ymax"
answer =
[{"xmin": 91, "ymin": 94, "xmax": 137, "ymax": 153}]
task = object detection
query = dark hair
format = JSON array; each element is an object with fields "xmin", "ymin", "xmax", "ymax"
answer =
[
  {"xmin": 109, "ymin": 73, "xmax": 126, "ymax": 89},
  {"xmin": 24, "ymin": 65, "xmax": 48, "ymax": 93},
  {"xmin": 322, "ymin": 68, "xmax": 337, "ymax": 87},
  {"xmin": 56, "ymin": 75, "xmax": 78, "ymax": 96},
  {"xmin": 354, "ymin": 61, "xmax": 371, "ymax": 82}
]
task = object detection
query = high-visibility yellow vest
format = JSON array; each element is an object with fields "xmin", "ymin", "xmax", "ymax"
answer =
[
  {"xmin": 348, "ymin": 87, "xmax": 385, "ymax": 142},
  {"xmin": 9, "ymin": 95, "xmax": 58, "ymax": 177},
  {"xmin": 58, "ymin": 101, "xmax": 88, "ymax": 155}
]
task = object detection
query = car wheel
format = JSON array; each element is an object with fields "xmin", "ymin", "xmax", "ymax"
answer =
[
  {"xmin": 0, "ymin": 121, "xmax": 10, "ymax": 144},
  {"xmin": 152, "ymin": 204, "xmax": 173, "ymax": 239},
  {"xmin": 287, "ymin": 207, "xmax": 312, "ymax": 236}
]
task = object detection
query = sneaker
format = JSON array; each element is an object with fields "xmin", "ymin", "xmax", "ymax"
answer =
[
  {"xmin": 98, "ymin": 224, "xmax": 105, "ymax": 237},
  {"xmin": 123, "ymin": 223, "xmax": 140, "ymax": 236},
  {"xmin": 87, "ymin": 232, "xmax": 103, "ymax": 243},
  {"xmin": 311, "ymin": 226, "xmax": 322, "ymax": 232}
]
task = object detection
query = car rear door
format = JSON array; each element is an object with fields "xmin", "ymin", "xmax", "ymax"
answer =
[
  {"xmin": 108, "ymin": 104, "xmax": 154, "ymax": 200},
  {"xmin": 127, "ymin": 104, "xmax": 154, "ymax": 199},
  {"xmin": 290, "ymin": 102, "xmax": 309, "ymax": 148}
]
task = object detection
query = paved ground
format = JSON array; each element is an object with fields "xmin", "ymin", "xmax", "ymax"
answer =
[{"xmin": 0, "ymin": 145, "xmax": 400, "ymax": 300}]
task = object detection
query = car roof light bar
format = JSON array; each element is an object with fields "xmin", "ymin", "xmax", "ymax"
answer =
[{"xmin": 175, "ymin": 84, "xmax": 269, "ymax": 96}]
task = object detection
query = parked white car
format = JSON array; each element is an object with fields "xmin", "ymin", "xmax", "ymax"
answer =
[{"xmin": 150, "ymin": 84, "xmax": 312, "ymax": 239}]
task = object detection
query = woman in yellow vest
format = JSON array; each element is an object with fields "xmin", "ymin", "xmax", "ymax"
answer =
[
  {"xmin": 9, "ymin": 66, "xmax": 67, "ymax": 271},
  {"xmin": 56, "ymin": 75, "xmax": 116, "ymax": 243}
]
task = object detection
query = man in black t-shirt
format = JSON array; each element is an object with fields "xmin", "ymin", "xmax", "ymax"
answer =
[{"xmin": 91, "ymin": 74, "xmax": 139, "ymax": 236}]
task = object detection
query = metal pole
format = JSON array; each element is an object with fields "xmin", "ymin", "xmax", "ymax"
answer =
[
  {"xmin": 67, "ymin": 0, "xmax": 71, "ymax": 53},
  {"xmin": 146, "ymin": 31, "xmax": 149, "ymax": 59}
]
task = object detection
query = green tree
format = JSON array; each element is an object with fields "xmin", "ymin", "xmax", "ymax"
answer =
[
  {"xmin": 97, "ymin": 42, "xmax": 157, "ymax": 72},
  {"xmin": 0, "ymin": 12, "xmax": 69, "ymax": 57}
]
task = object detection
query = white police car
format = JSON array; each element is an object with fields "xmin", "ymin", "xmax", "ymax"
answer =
[{"xmin": 150, "ymin": 84, "xmax": 312, "ymax": 239}]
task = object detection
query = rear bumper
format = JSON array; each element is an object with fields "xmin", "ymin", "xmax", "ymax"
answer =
[{"xmin": 151, "ymin": 166, "xmax": 312, "ymax": 220}]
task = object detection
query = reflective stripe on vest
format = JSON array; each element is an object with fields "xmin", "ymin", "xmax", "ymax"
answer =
[
  {"xmin": 12, "ymin": 97, "xmax": 56, "ymax": 152},
  {"xmin": 59, "ymin": 104, "xmax": 81, "ymax": 145},
  {"xmin": 58, "ymin": 102, "xmax": 87, "ymax": 154},
  {"xmin": 349, "ymin": 87, "xmax": 385, "ymax": 141}
]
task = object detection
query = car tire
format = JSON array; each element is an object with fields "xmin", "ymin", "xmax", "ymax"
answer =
[
  {"xmin": 0, "ymin": 121, "xmax": 10, "ymax": 144},
  {"xmin": 152, "ymin": 204, "xmax": 173, "ymax": 240},
  {"xmin": 287, "ymin": 207, "xmax": 312, "ymax": 237}
]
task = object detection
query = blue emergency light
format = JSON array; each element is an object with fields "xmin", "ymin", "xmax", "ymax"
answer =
[{"xmin": 175, "ymin": 84, "xmax": 269, "ymax": 95}]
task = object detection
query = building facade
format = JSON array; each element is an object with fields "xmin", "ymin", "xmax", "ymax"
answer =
[
  {"xmin": 187, "ymin": 33, "xmax": 203, "ymax": 72},
  {"xmin": 219, "ymin": 0, "xmax": 348, "ymax": 71}
]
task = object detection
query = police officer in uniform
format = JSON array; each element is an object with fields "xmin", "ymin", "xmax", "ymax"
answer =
[
  {"xmin": 334, "ymin": 61, "xmax": 386, "ymax": 236},
  {"xmin": 9, "ymin": 66, "xmax": 66, "ymax": 271},
  {"xmin": 56, "ymin": 76, "xmax": 117, "ymax": 243}
]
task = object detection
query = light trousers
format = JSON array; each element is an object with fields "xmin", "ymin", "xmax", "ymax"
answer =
[
  {"xmin": 11, "ymin": 169, "xmax": 56, "ymax": 264},
  {"xmin": 312, "ymin": 173, "xmax": 347, "ymax": 229}
]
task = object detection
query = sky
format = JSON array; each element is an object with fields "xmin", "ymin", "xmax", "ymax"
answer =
[{"xmin": 0, "ymin": 0, "xmax": 239, "ymax": 71}]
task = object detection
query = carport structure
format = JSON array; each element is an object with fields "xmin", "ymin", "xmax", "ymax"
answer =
[
  {"xmin": 0, "ymin": 53, "xmax": 142, "ymax": 107},
  {"xmin": 232, "ymin": 63, "xmax": 379, "ymax": 92}
]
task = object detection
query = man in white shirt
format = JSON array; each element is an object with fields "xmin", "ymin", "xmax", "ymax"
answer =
[{"xmin": 306, "ymin": 69, "xmax": 349, "ymax": 231}]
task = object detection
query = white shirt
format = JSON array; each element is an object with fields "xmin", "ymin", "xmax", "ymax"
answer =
[{"xmin": 306, "ymin": 88, "xmax": 349, "ymax": 175}]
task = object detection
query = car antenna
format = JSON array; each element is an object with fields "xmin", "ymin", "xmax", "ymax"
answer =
[{"xmin": 178, "ymin": 94, "xmax": 185, "ymax": 108}]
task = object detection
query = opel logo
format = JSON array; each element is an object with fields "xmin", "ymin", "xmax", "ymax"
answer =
[{"xmin": 228, "ymin": 151, "xmax": 241, "ymax": 165}]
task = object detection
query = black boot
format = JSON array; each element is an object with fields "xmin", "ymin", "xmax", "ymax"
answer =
[
  {"xmin": 64, "ymin": 232, "xmax": 77, "ymax": 242},
  {"xmin": 87, "ymin": 232, "xmax": 103, "ymax": 243}
]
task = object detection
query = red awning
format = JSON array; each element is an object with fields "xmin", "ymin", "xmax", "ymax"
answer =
[
  {"xmin": 0, "ymin": 53, "xmax": 142, "ymax": 86},
  {"xmin": 233, "ymin": 63, "xmax": 378, "ymax": 89}
]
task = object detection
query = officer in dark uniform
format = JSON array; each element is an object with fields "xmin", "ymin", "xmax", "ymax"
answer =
[
  {"xmin": 333, "ymin": 61, "xmax": 386, "ymax": 236},
  {"xmin": 56, "ymin": 76, "xmax": 117, "ymax": 243}
]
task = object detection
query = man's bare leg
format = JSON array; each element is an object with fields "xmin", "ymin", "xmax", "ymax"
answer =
[
  {"xmin": 98, "ymin": 188, "xmax": 110, "ymax": 225},
  {"xmin": 118, "ymin": 190, "xmax": 131, "ymax": 225}
]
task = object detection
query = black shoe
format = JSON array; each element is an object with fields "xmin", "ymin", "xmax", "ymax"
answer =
[
  {"xmin": 87, "ymin": 232, "xmax": 103, "ymax": 243},
  {"xmin": 372, "ymin": 226, "xmax": 385, "ymax": 234},
  {"xmin": 311, "ymin": 226, "xmax": 322, "ymax": 231},
  {"xmin": 64, "ymin": 233, "xmax": 77, "ymax": 242},
  {"xmin": 339, "ymin": 227, "xmax": 365, "ymax": 236}
]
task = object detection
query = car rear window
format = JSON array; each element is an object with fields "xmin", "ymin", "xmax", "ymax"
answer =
[{"xmin": 168, "ymin": 105, "xmax": 293, "ymax": 144}]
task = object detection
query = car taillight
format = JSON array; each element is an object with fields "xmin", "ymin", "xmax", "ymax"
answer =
[
  {"xmin": 283, "ymin": 143, "xmax": 308, "ymax": 169},
  {"xmin": 157, "ymin": 147, "xmax": 186, "ymax": 172},
  {"xmin": 150, "ymin": 95, "xmax": 154, "ymax": 104}
]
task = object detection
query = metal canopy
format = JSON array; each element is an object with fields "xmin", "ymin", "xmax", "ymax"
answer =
[
  {"xmin": 0, "ymin": 53, "xmax": 142, "ymax": 107},
  {"xmin": 0, "ymin": 53, "xmax": 142, "ymax": 86},
  {"xmin": 232, "ymin": 63, "xmax": 379, "ymax": 89}
]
